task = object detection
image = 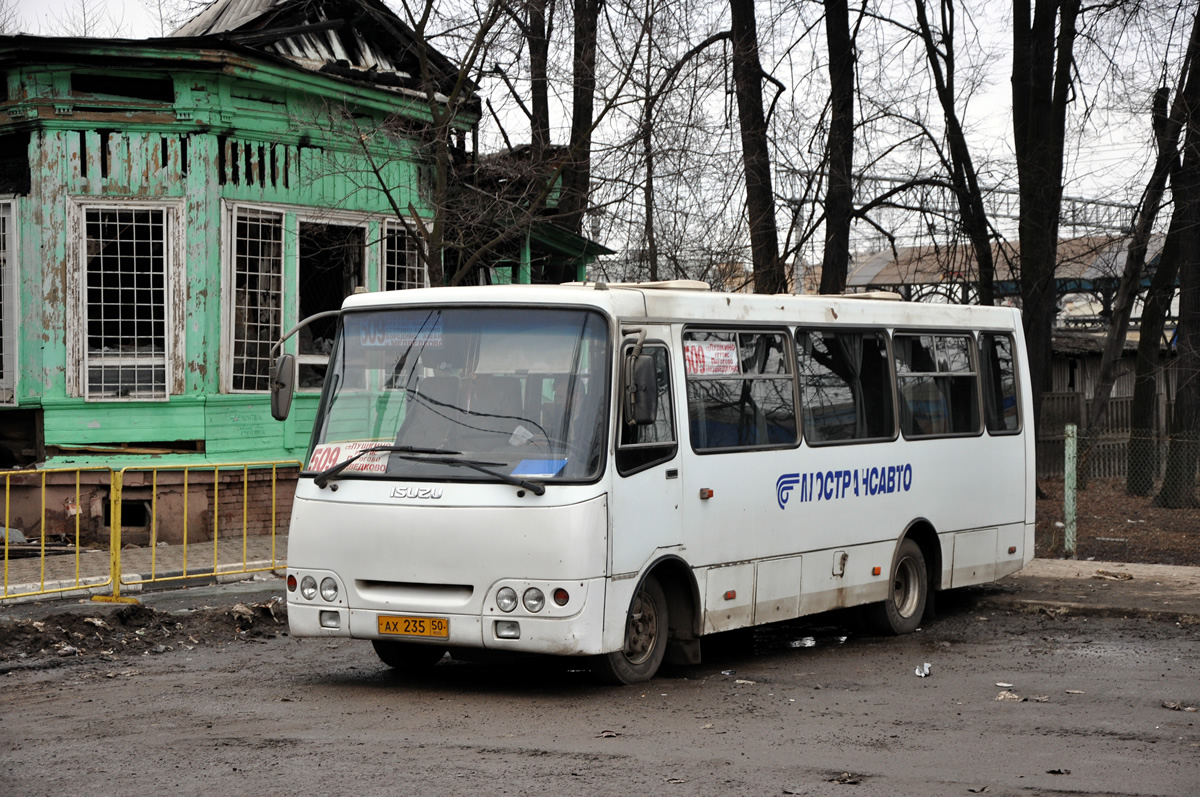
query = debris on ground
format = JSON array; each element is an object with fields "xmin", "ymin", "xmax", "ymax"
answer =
[
  {"xmin": 915, "ymin": 662, "xmax": 931, "ymax": 677},
  {"xmin": 1093, "ymin": 570, "xmax": 1134, "ymax": 581},
  {"xmin": 0, "ymin": 599, "xmax": 289, "ymax": 672},
  {"xmin": 1162, "ymin": 701, "xmax": 1197, "ymax": 712}
]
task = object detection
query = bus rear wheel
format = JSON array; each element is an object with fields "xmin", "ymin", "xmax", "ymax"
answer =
[
  {"xmin": 372, "ymin": 640, "xmax": 446, "ymax": 672},
  {"xmin": 867, "ymin": 538, "xmax": 927, "ymax": 635},
  {"xmin": 594, "ymin": 575, "xmax": 668, "ymax": 685}
]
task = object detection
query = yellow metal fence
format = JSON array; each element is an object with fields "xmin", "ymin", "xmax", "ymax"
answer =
[{"xmin": 1, "ymin": 461, "xmax": 300, "ymax": 604}]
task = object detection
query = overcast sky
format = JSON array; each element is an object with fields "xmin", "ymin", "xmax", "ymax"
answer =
[
  {"xmin": 15, "ymin": 0, "xmax": 161, "ymax": 38},
  {"xmin": 9, "ymin": 0, "xmax": 1149, "ymax": 213}
]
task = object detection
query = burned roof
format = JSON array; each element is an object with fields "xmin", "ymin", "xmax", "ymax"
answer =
[{"xmin": 172, "ymin": 0, "xmax": 470, "ymax": 97}]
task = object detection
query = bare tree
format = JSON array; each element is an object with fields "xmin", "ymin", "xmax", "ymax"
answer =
[
  {"xmin": 911, "ymin": 0, "xmax": 996, "ymax": 306},
  {"xmin": 0, "ymin": 0, "xmax": 19, "ymax": 34},
  {"xmin": 1011, "ymin": 0, "xmax": 1081, "ymax": 448},
  {"xmin": 728, "ymin": 0, "xmax": 785, "ymax": 294},
  {"xmin": 818, "ymin": 0, "xmax": 856, "ymax": 295},
  {"xmin": 1154, "ymin": 42, "xmax": 1200, "ymax": 508},
  {"xmin": 1077, "ymin": 6, "xmax": 1200, "ymax": 490},
  {"xmin": 555, "ymin": 0, "xmax": 603, "ymax": 235},
  {"xmin": 47, "ymin": 0, "xmax": 124, "ymax": 37}
]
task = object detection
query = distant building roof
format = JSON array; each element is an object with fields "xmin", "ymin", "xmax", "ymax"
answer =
[{"xmin": 845, "ymin": 235, "xmax": 1165, "ymax": 294}]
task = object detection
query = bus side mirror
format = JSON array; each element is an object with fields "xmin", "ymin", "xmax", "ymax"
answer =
[
  {"xmin": 624, "ymin": 353, "xmax": 658, "ymax": 425},
  {"xmin": 270, "ymin": 354, "xmax": 295, "ymax": 421}
]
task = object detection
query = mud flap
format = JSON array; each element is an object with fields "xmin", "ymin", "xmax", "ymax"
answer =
[{"xmin": 665, "ymin": 636, "xmax": 701, "ymax": 665}]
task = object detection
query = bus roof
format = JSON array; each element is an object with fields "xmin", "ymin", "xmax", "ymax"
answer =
[{"xmin": 340, "ymin": 283, "xmax": 1022, "ymax": 331}]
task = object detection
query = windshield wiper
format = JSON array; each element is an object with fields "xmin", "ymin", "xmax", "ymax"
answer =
[
  {"xmin": 312, "ymin": 445, "xmax": 460, "ymax": 488},
  {"xmin": 392, "ymin": 454, "xmax": 547, "ymax": 496}
]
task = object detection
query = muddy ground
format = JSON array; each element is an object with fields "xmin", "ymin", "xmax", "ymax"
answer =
[
  {"xmin": 1035, "ymin": 477, "xmax": 1199, "ymax": 566},
  {"xmin": 2, "ymin": 587, "xmax": 1197, "ymax": 796}
]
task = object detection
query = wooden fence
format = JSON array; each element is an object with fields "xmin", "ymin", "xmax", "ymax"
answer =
[{"xmin": 1037, "ymin": 392, "xmax": 1173, "ymax": 479}]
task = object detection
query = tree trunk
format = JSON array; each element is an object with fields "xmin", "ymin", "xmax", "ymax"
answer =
[
  {"xmin": 819, "ymin": 0, "xmax": 854, "ymax": 296},
  {"xmin": 1155, "ymin": 75, "xmax": 1200, "ymax": 508},
  {"xmin": 1011, "ymin": 0, "xmax": 1080, "ymax": 444},
  {"xmin": 913, "ymin": 0, "xmax": 995, "ymax": 307},
  {"xmin": 729, "ymin": 0, "xmax": 784, "ymax": 294},
  {"xmin": 1128, "ymin": 226, "xmax": 1183, "ymax": 495},
  {"xmin": 557, "ymin": 0, "xmax": 600, "ymax": 236},
  {"xmin": 1086, "ymin": 10, "xmax": 1200, "ymax": 489},
  {"xmin": 526, "ymin": 0, "xmax": 551, "ymax": 164}
]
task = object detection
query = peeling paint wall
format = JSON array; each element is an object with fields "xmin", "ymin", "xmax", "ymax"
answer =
[{"xmin": 0, "ymin": 53, "xmax": 435, "ymax": 467}]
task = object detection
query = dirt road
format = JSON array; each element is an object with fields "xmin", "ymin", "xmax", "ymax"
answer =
[{"xmin": 2, "ymin": 589, "xmax": 1197, "ymax": 797}]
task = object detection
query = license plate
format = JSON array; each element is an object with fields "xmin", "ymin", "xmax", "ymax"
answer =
[{"xmin": 377, "ymin": 615, "xmax": 449, "ymax": 638}]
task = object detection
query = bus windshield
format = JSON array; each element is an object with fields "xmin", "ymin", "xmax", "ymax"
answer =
[{"xmin": 306, "ymin": 306, "xmax": 611, "ymax": 484}]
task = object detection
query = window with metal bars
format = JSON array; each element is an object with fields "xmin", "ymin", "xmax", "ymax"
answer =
[
  {"xmin": 230, "ymin": 207, "xmax": 284, "ymax": 391},
  {"xmin": 83, "ymin": 206, "xmax": 169, "ymax": 399},
  {"xmin": 383, "ymin": 221, "xmax": 426, "ymax": 291},
  {"xmin": 0, "ymin": 201, "xmax": 12, "ymax": 403}
]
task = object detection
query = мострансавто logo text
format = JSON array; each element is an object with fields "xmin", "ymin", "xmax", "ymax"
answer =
[{"xmin": 777, "ymin": 465, "xmax": 913, "ymax": 509}]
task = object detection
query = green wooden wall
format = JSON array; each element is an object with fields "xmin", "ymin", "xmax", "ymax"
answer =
[{"xmin": 4, "ymin": 54, "xmax": 454, "ymax": 468}]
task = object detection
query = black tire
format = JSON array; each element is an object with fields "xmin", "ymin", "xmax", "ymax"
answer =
[
  {"xmin": 866, "ymin": 538, "xmax": 928, "ymax": 635},
  {"xmin": 593, "ymin": 575, "xmax": 668, "ymax": 685},
  {"xmin": 372, "ymin": 639, "xmax": 446, "ymax": 671}
]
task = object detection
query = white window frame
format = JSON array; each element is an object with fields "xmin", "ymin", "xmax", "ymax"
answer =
[
  {"xmin": 0, "ymin": 199, "xmax": 17, "ymax": 405},
  {"xmin": 66, "ymin": 198, "xmax": 185, "ymax": 401},
  {"xmin": 223, "ymin": 202, "xmax": 287, "ymax": 394},
  {"xmin": 222, "ymin": 202, "xmax": 382, "ymax": 393},
  {"xmin": 382, "ymin": 219, "xmax": 428, "ymax": 291}
]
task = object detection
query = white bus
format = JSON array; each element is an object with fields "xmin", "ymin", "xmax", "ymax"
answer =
[{"xmin": 274, "ymin": 281, "xmax": 1034, "ymax": 683}]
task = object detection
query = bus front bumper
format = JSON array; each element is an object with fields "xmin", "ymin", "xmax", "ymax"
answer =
[{"xmin": 287, "ymin": 577, "xmax": 609, "ymax": 657}]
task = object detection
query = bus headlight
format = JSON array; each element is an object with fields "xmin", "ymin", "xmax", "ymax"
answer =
[
  {"xmin": 523, "ymin": 588, "xmax": 545, "ymax": 613},
  {"xmin": 496, "ymin": 587, "xmax": 518, "ymax": 613},
  {"xmin": 300, "ymin": 575, "xmax": 318, "ymax": 600},
  {"xmin": 319, "ymin": 577, "xmax": 339, "ymax": 602}
]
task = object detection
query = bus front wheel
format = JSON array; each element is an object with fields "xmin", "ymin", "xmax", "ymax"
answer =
[
  {"xmin": 867, "ymin": 538, "xmax": 927, "ymax": 635},
  {"xmin": 372, "ymin": 639, "xmax": 446, "ymax": 672},
  {"xmin": 594, "ymin": 575, "xmax": 668, "ymax": 685}
]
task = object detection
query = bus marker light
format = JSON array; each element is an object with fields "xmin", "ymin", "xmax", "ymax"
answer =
[
  {"xmin": 553, "ymin": 588, "xmax": 569, "ymax": 606},
  {"xmin": 1008, "ymin": 546, "xmax": 1017, "ymax": 555},
  {"xmin": 495, "ymin": 620, "xmax": 520, "ymax": 639},
  {"xmin": 723, "ymin": 590, "xmax": 736, "ymax": 601},
  {"xmin": 872, "ymin": 567, "xmax": 882, "ymax": 576},
  {"xmin": 699, "ymin": 488, "xmax": 714, "ymax": 499},
  {"xmin": 287, "ymin": 574, "xmax": 297, "ymax": 592}
]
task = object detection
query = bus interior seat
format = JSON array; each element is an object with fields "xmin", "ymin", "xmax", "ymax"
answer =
[
  {"xmin": 468, "ymin": 376, "xmax": 525, "ymax": 433},
  {"xmin": 399, "ymin": 375, "xmax": 461, "ymax": 447}
]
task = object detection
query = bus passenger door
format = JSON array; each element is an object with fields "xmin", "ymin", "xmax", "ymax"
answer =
[{"xmin": 609, "ymin": 339, "xmax": 683, "ymax": 576}]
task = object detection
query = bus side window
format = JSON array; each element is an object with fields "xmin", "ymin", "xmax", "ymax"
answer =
[
  {"xmin": 894, "ymin": 333, "xmax": 981, "ymax": 438},
  {"xmin": 980, "ymin": 333, "xmax": 1020, "ymax": 433},
  {"xmin": 684, "ymin": 329, "xmax": 797, "ymax": 451},
  {"xmin": 617, "ymin": 345, "xmax": 677, "ymax": 475},
  {"xmin": 796, "ymin": 329, "xmax": 894, "ymax": 443}
]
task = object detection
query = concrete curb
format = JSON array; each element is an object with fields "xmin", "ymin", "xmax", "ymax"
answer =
[{"xmin": 974, "ymin": 558, "xmax": 1200, "ymax": 624}]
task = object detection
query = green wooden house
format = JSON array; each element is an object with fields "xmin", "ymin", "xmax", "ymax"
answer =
[
  {"xmin": 0, "ymin": 0, "xmax": 607, "ymax": 471},
  {"xmin": 0, "ymin": 0, "xmax": 609, "ymax": 544}
]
